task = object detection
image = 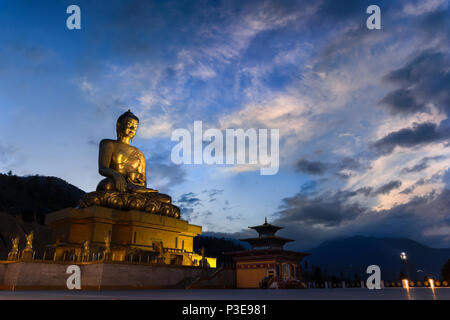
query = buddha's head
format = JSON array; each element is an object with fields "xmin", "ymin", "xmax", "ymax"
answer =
[{"xmin": 116, "ymin": 109, "xmax": 139, "ymax": 142}]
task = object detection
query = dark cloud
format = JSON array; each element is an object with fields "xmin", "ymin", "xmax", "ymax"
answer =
[
  {"xmin": 378, "ymin": 50, "xmax": 450, "ymax": 116},
  {"xmin": 300, "ymin": 180, "xmax": 318, "ymax": 195},
  {"xmin": 342, "ymin": 182, "xmax": 402, "ymax": 198},
  {"xmin": 355, "ymin": 187, "xmax": 373, "ymax": 197},
  {"xmin": 204, "ymin": 187, "xmax": 450, "ymax": 250},
  {"xmin": 178, "ymin": 192, "xmax": 201, "ymax": 206},
  {"xmin": 179, "ymin": 206, "xmax": 194, "ymax": 219},
  {"xmin": 373, "ymin": 180, "xmax": 402, "ymax": 195},
  {"xmin": 370, "ymin": 122, "xmax": 450, "ymax": 156},
  {"xmin": 338, "ymin": 157, "xmax": 363, "ymax": 171},
  {"xmin": 378, "ymin": 88, "xmax": 426, "ymax": 115},
  {"xmin": 273, "ymin": 188, "xmax": 450, "ymax": 250},
  {"xmin": 401, "ymin": 156, "xmax": 446, "ymax": 174},
  {"xmin": 399, "ymin": 187, "xmax": 414, "ymax": 195},
  {"xmin": 276, "ymin": 191, "xmax": 365, "ymax": 228},
  {"xmin": 176, "ymin": 192, "xmax": 202, "ymax": 220},
  {"xmin": 354, "ymin": 189, "xmax": 450, "ymax": 248},
  {"xmin": 400, "ymin": 171, "xmax": 447, "ymax": 195},
  {"xmin": 184, "ymin": 209, "xmax": 214, "ymax": 222},
  {"xmin": 295, "ymin": 159, "xmax": 329, "ymax": 175},
  {"xmin": 295, "ymin": 157, "xmax": 364, "ymax": 176},
  {"xmin": 401, "ymin": 161, "xmax": 428, "ymax": 174}
]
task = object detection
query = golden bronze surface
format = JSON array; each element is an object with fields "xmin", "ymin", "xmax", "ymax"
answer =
[
  {"xmin": 20, "ymin": 231, "xmax": 34, "ymax": 260},
  {"xmin": 79, "ymin": 110, "xmax": 180, "ymax": 218},
  {"xmin": 25, "ymin": 232, "xmax": 34, "ymax": 250},
  {"xmin": 7, "ymin": 237, "xmax": 19, "ymax": 261}
]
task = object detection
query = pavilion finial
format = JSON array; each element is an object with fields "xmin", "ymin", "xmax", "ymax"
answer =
[{"xmin": 265, "ymin": 217, "xmax": 268, "ymax": 224}]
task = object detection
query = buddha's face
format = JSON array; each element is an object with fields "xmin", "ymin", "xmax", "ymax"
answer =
[{"xmin": 119, "ymin": 118, "xmax": 138, "ymax": 140}]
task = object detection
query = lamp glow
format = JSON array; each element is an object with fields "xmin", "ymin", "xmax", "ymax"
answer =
[{"xmin": 402, "ymin": 279, "xmax": 409, "ymax": 289}]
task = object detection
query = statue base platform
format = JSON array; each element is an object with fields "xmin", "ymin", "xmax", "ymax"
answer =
[{"xmin": 44, "ymin": 206, "xmax": 206, "ymax": 266}]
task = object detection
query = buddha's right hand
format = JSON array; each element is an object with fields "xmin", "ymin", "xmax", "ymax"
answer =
[{"xmin": 113, "ymin": 174, "xmax": 127, "ymax": 192}]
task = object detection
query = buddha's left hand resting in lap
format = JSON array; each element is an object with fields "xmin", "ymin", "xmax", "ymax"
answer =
[{"xmin": 79, "ymin": 110, "xmax": 180, "ymax": 218}]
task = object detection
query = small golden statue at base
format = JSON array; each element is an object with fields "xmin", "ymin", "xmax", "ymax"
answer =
[
  {"xmin": 155, "ymin": 241, "xmax": 166, "ymax": 264},
  {"xmin": 82, "ymin": 240, "xmax": 91, "ymax": 262},
  {"xmin": 21, "ymin": 232, "xmax": 34, "ymax": 260},
  {"xmin": 7, "ymin": 237, "xmax": 20, "ymax": 261},
  {"xmin": 79, "ymin": 110, "xmax": 180, "ymax": 218},
  {"xmin": 103, "ymin": 232, "xmax": 112, "ymax": 260}
]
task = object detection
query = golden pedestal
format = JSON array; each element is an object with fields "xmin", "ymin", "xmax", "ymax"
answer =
[
  {"xmin": 45, "ymin": 206, "xmax": 203, "ymax": 266},
  {"xmin": 20, "ymin": 249, "xmax": 34, "ymax": 261}
]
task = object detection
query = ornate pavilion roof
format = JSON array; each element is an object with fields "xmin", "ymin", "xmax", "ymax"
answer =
[
  {"xmin": 248, "ymin": 217, "xmax": 284, "ymax": 237},
  {"xmin": 241, "ymin": 218, "xmax": 294, "ymax": 250}
]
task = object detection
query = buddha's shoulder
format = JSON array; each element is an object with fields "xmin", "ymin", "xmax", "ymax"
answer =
[
  {"xmin": 99, "ymin": 139, "xmax": 117, "ymax": 147},
  {"xmin": 130, "ymin": 145, "xmax": 145, "ymax": 156}
]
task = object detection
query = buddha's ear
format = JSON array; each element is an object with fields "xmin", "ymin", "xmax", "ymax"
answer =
[{"xmin": 116, "ymin": 121, "xmax": 123, "ymax": 139}]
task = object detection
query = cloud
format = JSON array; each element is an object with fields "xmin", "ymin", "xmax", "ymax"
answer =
[
  {"xmin": 370, "ymin": 122, "xmax": 450, "ymax": 156},
  {"xmin": 403, "ymin": 0, "xmax": 448, "ymax": 16},
  {"xmin": 202, "ymin": 189, "xmax": 224, "ymax": 202},
  {"xmin": 175, "ymin": 191, "xmax": 202, "ymax": 221},
  {"xmin": 215, "ymin": 188, "xmax": 450, "ymax": 250},
  {"xmin": 295, "ymin": 157, "xmax": 364, "ymax": 177},
  {"xmin": 378, "ymin": 50, "xmax": 450, "ymax": 116},
  {"xmin": 373, "ymin": 180, "xmax": 402, "ymax": 195},
  {"xmin": 378, "ymin": 89, "xmax": 426, "ymax": 115},
  {"xmin": 145, "ymin": 149, "xmax": 186, "ymax": 194},
  {"xmin": 276, "ymin": 191, "xmax": 365, "ymax": 228},
  {"xmin": 401, "ymin": 155, "xmax": 446, "ymax": 174},
  {"xmin": 178, "ymin": 192, "xmax": 201, "ymax": 206},
  {"xmin": 174, "ymin": 0, "xmax": 311, "ymax": 80},
  {"xmin": 295, "ymin": 159, "xmax": 329, "ymax": 175},
  {"xmin": 268, "ymin": 187, "xmax": 450, "ymax": 250}
]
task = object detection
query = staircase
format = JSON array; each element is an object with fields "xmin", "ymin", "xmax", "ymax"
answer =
[{"xmin": 186, "ymin": 266, "xmax": 236, "ymax": 289}]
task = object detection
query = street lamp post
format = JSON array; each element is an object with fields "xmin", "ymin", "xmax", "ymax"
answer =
[{"xmin": 400, "ymin": 252, "xmax": 410, "ymax": 281}]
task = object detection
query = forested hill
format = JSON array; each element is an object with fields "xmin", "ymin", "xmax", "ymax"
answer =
[{"xmin": 0, "ymin": 172, "xmax": 85, "ymax": 224}]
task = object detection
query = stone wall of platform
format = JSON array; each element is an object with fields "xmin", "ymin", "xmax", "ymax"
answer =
[{"xmin": 0, "ymin": 261, "xmax": 210, "ymax": 290}]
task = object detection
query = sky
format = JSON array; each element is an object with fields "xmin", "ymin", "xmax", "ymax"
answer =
[{"xmin": 0, "ymin": 0, "xmax": 449, "ymax": 250}]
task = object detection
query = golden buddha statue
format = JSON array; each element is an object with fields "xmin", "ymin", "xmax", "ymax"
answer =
[
  {"xmin": 7, "ymin": 236, "xmax": 19, "ymax": 261},
  {"xmin": 79, "ymin": 110, "xmax": 180, "ymax": 218},
  {"xmin": 25, "ymin": 232, "xmax": 34, "ymax": 250}
]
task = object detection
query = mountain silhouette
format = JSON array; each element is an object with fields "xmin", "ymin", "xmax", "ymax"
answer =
[
  {"xmin": 0, "ymin": 172, "xmax": 85, "ymax": 259},
  {"xmin": 304, "ymin": 236, "xmax": 450, "ymax": 281},
  {"xmin": 0, "ymin": 172, "xmax": 85, "ymax": 223}
]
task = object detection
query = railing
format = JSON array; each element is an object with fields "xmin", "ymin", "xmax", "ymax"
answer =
[
  {"xmin": 301, "ymin": 280, "xmax": 450, "ymax": 288},
  {"xmin": 2, "ymin": 247, "xmax": 214, "ymax": 267}
]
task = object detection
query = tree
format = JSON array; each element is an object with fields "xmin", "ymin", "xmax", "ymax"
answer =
[{"xmin": 442, "ymin": 259, "xmax": 450, "ymax": 281}]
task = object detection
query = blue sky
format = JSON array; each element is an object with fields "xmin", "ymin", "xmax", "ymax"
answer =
[{"xmin": 0, "ymin": 0, "xmax": 449, "ymax": 250}]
